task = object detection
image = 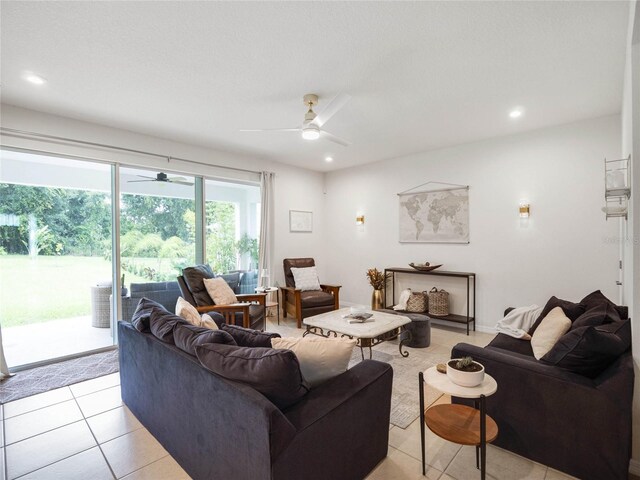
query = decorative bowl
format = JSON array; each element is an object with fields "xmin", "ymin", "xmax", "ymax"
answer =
[
  {"xmin": 409, "ymin": 263, "xmax": 442, "ymax": 272},
  {"xmin": 446, "ymin": 359, "xmax": 485, "ymax": 387}
]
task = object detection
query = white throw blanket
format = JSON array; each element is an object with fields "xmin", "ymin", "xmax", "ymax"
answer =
[
  {"xmin": 393, "ymin": 289, "xmax": 412, "ymax": 311},
  {"xmin": 495, "ymin": 305, "xmax": 543, "ymax": 340}
]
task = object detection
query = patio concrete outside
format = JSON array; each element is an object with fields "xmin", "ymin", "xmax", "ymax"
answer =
[{"xmin": 3, "ymin": 316, "xmax": 114, "ymax": 368}]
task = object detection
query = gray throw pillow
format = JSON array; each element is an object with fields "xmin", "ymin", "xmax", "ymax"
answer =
[
  {"xmin": 220, "ymin": 324, "xmax": 281, "ymax": 348},
  {"xmin": 196, "ymin": 343, "xmax": 309, "ymax": 410},
  {"xmin": 149, "ymin": 308, "xmax": 190, "ymax": 344},
  {"xmin": 173, "ymin": 323, "xmax": 236, "ymax": 356},
  {"xmin": 131, "ymin": 297, "xmax": 165, "ymax": 332}
]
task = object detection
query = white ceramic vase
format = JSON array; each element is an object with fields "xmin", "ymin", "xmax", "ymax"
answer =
[{"xmin": 447, "ymin": 359, "xmax": 485, "ymax": 387}]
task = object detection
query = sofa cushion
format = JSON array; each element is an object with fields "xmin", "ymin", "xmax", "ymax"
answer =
[
  {"xmin": 572, "ymin": 302, "xmax": 621, "ymax": 329},
  {"xmin": 220, "ymin": 324, "xmax": 280, "ymax": 347},
  {"xmin": 530, "ymin": 307, "xmax": 571, "ymax": 360},
  {"xmin": 182, "ymin": 264, "xmax": 215, "ymax": 306},
  {"xmin": 131, "ymin": 297, "xmax": 166, "ymax": 332},
  {"xmin": 541, "ymin": 319, "xmax": 631, "ymax": 378},
  {"xmin": 217, "ymin": 272, "xmax": 241, "ymax": 292},
  {"xmin": 173, "ymin": 323, "xmax": 236, "ymax": 356},
  {"xmin": 528, "ymin": 296, "xmax": 586, "ymax": 335},
  {"xmin": 196, "ymin": 343, "xmax": 309, "ymax": 409},
  {"xmin": 580, "ymin": 290, "xmax": 628, "ymax": 320},
  {"xmin": 300, "ymin": 290, "xmax": 335, "ymax": 308},
  {"xmin": 487, "ymin": 333, "xmax": 535, "ymax": 357},
  {"xmin": 149, "ymin": 308, "xmax": 191, "ymax": 344},
  {"xmin": 271, "ymin": 336, "xmax": 356, "ymax": 388},
  {"xmin": 203, "ymin": 277, "xmax": 238, "ymax": 305}
]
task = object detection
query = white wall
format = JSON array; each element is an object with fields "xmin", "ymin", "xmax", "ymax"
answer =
[
  {"xmin": 621, "ymin": 0, "xmax": 640, "ymax": 473},
  {"xmin": 0, "ymin": 104, "xmax": 328, "ymax": 286},
  {"xmin": 324, "ymin": 115, "xmax": 621, "ymax": 330}
]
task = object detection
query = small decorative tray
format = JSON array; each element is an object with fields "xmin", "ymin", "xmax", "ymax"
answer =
[{"xmin": 409, "ymin": 263, "xmax": 442, "ymax": 272}]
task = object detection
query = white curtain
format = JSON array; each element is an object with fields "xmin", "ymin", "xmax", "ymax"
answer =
[
  {"xmin": 258, "ymin": 171, "xmax": 275, "ymax": 287},
  {"xmin": 0, "ymin": 324, "xmax": 11, "ymax": 379}
]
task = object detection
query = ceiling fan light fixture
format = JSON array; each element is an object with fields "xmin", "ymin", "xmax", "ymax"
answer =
[{"xmin": 301, "ymin": 125, "xmax": 320, "ymax": 140}]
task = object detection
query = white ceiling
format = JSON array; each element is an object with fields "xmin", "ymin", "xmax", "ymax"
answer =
[{"xmin": 0, "ymin": 1, "xmax": 630, "ymax": 172}]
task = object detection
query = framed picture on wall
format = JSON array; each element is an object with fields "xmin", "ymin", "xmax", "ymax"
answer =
[{"xmin": 289, "ymin": 210, "xmax": 313, "ymax": 232}]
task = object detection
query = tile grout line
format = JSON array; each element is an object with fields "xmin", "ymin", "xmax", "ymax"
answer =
[
  {"xmin": 115, "ymin": 453, "xmax": 171, "ymax": 480},
  {"xmin": 7, "ymin": 425, "xmax": 96, "ymax": 480},
  {"xmin": 3, "ymin": 377, "xmax": 119, "ymax": 421},
  {"xmin": 71, "ymin": 391, "xmax": 118, "ymax": 480}
]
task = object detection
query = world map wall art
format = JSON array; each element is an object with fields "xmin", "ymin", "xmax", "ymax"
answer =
[{"xmin": 398, "ymin": 186, "xmax": 469, "ymax": 243}]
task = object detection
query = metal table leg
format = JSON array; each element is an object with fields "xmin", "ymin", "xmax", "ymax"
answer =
[
  {"xmin": 419, "ymin": 372, "xmax": 426, "ymax": 476},
  {"xmin": 480, "ymin": 394, "xmax": 486, "ymax": 480}
]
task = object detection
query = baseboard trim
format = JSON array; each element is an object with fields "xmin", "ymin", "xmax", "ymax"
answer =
[{"xmin": 629, "ymin": 459, "xmax": 640, "ymax": 475}]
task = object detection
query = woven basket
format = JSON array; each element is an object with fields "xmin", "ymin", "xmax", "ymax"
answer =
[
  {"xmin": 406, "ymin": 291, "xmax": 428, "ymax": 313},
  {"xmin": 428, "ymin": 287, "xmax": 449, "ymax": 316}
]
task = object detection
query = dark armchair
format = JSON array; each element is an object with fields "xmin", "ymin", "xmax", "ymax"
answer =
[
  {"xmin": 177, "ymin": 265, "xmax": 266, "ymax": 330},
  {"xmin": 281, "ymin": 258, "xmax": 341, "ymax": 328}
]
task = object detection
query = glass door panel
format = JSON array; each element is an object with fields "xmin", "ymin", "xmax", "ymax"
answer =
[
  {"xmin": 119, "ymin": 167, "xmax": 195, "ymax": 318},
  {"xmin": 0, "ymin": 149, "xmax": 114, "ymax": 367},
  {"xmin": 205, "ymin": 179, "xmax": 260, "ymax": 292}
]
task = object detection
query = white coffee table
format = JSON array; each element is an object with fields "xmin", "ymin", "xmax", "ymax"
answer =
[{"xmin": 303, "ymin": 308, "xmax": 412, "ymax": 360}]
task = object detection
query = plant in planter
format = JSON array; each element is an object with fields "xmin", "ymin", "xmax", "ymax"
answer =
[
  {"xmin": 366, "ymin": 268, "xmax": 386, "ymax": 310},
  {"xmin": 447, "ymin": 356, "xmax": 485, "ymax": 387}
]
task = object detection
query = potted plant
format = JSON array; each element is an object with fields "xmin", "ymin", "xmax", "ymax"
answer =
[
  {"xmin": 446, "ymin": 356, "xmax": 485, "ymax": 387},
  {"xmin": 366, "ymin": 268, "xmax": 386, "ymax": 310}
]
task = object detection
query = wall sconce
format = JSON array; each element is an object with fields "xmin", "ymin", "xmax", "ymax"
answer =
[
  {"xmin": 519, "ymin": 202, "xmax": 530, "ymax": 218},
  {"xmin": 356, "ymin": 215, "xmax": 365, "ymax": 225}
]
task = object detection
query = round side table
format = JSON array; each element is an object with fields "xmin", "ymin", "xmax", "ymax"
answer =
[
  {"xmin": 419, "ymin": 367, "xmax": 498, "ymax": 479},
  {"xmin": 256, "ymin": 287, "xmax": 280, "ymax": 324}
]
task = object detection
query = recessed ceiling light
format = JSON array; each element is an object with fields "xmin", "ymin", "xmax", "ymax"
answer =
[
  {"xmin": 509, "ymin": 109, "xmax": 523, "ymax": 119},
  {"xmin": 23, "ymin": 72, "xmax": 47, "ymax": 85},
  {"xmin": 325, "ymin": 156, "xmax": 333, "ymax": 163}
]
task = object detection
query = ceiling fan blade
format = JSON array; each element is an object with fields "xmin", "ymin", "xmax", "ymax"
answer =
[
  {"xmin": 312, "ymin": 93, "xmax": 351, "ymax": 127},
  {"xmin": 321, "ymin": 130, "xmax": 351, "ymax": 147},
  {"xmin": 169, "ymin": 180, "xmax": 195, "ymax": 186},
  {"xmin": 127, "ymin": 179, "xmax": 154, "ymax": 183},
  {"xmin": 239, "ymin": 128, "xmax": 299, "ymax": 132}
]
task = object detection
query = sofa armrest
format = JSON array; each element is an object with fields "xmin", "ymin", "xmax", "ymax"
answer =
[
  {"xmin": 273, "ymin": 360, "xmax": 392, "ymax": 479},
  {"xmin": 320, "ymin": 284, "xmax": 341, "ymax": 309},
  {"xmin": 236, "ymin": 293, "xmax": 267, "ymax": 305},
  {"xmin": 452, "ymin": 342, "xmax": 594, "ymax": 387},
  {"xmin": 283, "ymin": 359, "xmax": 392, "ymax": 431}
]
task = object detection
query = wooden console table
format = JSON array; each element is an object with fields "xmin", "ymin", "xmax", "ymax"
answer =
[{"xmin": 383, "ymin": 267, "xmax": 476, "ymax": 335}]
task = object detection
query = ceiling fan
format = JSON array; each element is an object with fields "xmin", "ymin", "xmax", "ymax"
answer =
[
  {"xmin": 240, "ymin": 93, "xmax": 352, "ymax": 146},
  {"xmin": 127, "ymin": 172, "xmax": 194, "ymax": 186}
]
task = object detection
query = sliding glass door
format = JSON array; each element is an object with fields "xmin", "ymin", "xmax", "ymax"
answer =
[
  {"xmin": 0, "ymin": 150, "xmax": 115, "ymax": 367},
  {"xmin": 0, "ymin": 149, "xmax": 261, "ymax": 369}
]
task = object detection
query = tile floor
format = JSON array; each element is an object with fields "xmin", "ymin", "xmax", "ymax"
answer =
[{"xmin": 1, "ymin": 319, "xmax": 636, "ymax": 479}]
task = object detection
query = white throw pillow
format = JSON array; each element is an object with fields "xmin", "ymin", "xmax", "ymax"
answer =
[
  {"xmin": 530, "ymin": 306, "xmax": 571, "ymax": 360},
  {"xmin": 200, "ymin": 313, "xmax": 219, "ymax": 330},
  {"xmin": 271, "ymin": 336, "xmax": 356, "ymax": 387},
  {"xmin": 203, "ymin": 277, "xmax": 238, "ymax": 305},
  {"xmin": 175, "ymin": 297, "xmax": 202, "ymax": 326},
  {"xmin": 290, "ymin": 266, "xmax": 322, "ymax": 291}
]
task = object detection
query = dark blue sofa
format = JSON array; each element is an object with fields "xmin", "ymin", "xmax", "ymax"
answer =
[{"xmin": 118, "ymin": 321, "xmax": 393, "ymax": 480}]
